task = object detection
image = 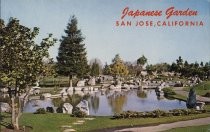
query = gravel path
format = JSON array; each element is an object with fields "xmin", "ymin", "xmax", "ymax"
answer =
[{"xmin": 115, "ymin": 117, "xmax": 210, "ymax": 132}]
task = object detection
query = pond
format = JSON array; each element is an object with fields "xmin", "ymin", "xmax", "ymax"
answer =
[{"xmin": 23, "ymin": 89, "xmax": 186, "ymax": 116}]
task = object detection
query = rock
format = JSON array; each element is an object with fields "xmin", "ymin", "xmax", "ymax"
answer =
[
  {"xmin": 88, "ymin": 78, "xmax": 96, "ymax": 86},
  {"xmin": 74, "ymin": 87, "xmax": 83, "ymax": 91},
  {"xmin": 196, "ymin": 102, "xmax": 205, "ymax": 110},
  {"xmin": 0, "ymin": 87, "xmax": 8, "ymax": 93},
  {"xmin": 41, "ymin": 93, "xmax": 51, "ymax": 98},
  {"xmin": 62, "ymin": 103, "xmax": 73, "ymax": 114},
  {"xmin": 77, "ymin": 80, "xmax": 85, "ymax": 87},
  {"xmin": 63, "ymin": 129, "xmax": 76, "ymax": 132},
  {"xmin": 141, "ymin": 71, "xmax": 148, "ymax": 76},
  {"xmin": 84, "ymin": 118, "xmax": 95, "ymax": 120},
  {"xmin": 77, "ymin": 100, "xmax": 89, "ymax": 115},
  {"xmin": 0, "ymin": 102, "xmax": 11, "ymax": 112},
  {"xmin": 33, "ymin": 89, "xmax": 40, "ymax": 95}
]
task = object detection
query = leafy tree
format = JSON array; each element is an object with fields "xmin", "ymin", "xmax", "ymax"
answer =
[
  {"xmin": 0, "ymin": 18, "xmax": 56, "ymax": 130},
  {"xmin": 137, "ymin": 55, "xmax": 147, "ymax": 67},
  {"xmin": 186, "ymin": 88, "xmax": 196, "ymax": 109},
  {"xmin": 103, "ymin": 63, "xmax": 111, "ymax": 75},
  {"xmin": 200, "ymin": 62, "xmax": 204, "ymax": 67},
  {"xmin": 110, "ymin": 54, "xmax": 129, "ymax": 77},
  {"xmin": 170, "ymin": 62, "xmax": 178, "ymax": 72},
  {"xmin": 176, "ymin": 56, "xmax": 183, "ymax": 67},
  {"xmin": 176, "ymin": 56, "xmax": 184, "ymax": 73},
  {"xmin": 56, "ymin": 16, "xmax": 89, "ymax": 87},
  {"xmin": 146, "ymin": 64, "xmax": 156, "ymax": 75},
  {"xmin": 136, "ymin": 55, "xmax": 147, "ymax": 76},
  {"xmin": 124, "ymin": 61, "xmax": 136, "ymax": 76}
]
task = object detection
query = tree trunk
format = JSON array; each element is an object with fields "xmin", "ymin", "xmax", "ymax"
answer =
[
  {"xmin": 11, "ymin": 97, "xmax": 19, "ymax": 130},
  {"xmin": 69, "ymin": 74, "xmax": 73, "ymax": 88}
]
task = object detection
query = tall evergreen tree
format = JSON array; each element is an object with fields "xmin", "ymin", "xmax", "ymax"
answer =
[
  {"xmin": 90, "ymin": 59, "xmax": 100, "ymax": 77},
  {"xmin": 56, "ymin": 16, "xmax": 89, "ymax": 87},
  {"xmin": 186, "ymin": 88, "xmax": 196, "ymax": 109}
]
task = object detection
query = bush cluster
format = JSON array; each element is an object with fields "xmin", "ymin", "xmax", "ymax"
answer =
[
  {"xmin": 113, "ymin": 109, "xmax": 206, "ymax": 119},
  {"xmin": 46, "ymin": 107, "xmax": 54, "ymax": 113},
  {"xmin": 34, "ymin": 107, "xmax": 56, "ymax": 114},
  {"xmin": 34, "ymin": 108, "xmax": 46, "ymax": 114},
  {"xmin": 71, "ymin": 107, "xmax": 87, "ymax": 118}
]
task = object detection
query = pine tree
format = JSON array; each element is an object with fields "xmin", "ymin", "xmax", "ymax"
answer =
[
  {"xmin": 90, "ymin": 59, "xmax": 100, "ymax": 77},
  {"xmin": 186, "ymin": 88, "xmax": 196, "ymax": 109},
  {"xmin": 56, "ymin": 16, "xmax": 89, "ymax": 87}
]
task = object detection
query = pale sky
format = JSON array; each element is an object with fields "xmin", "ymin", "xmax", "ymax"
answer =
[{"xmin": 1, "ymin": 0, "xmax": 210, "ymax": 65}]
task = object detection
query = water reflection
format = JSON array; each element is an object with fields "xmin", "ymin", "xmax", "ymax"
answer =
[
  {"xmin": 137, "ymin": 90, "xmax": 147, "ymax": 98},
  {"xmin": 107, "ymin": 91, "xmax": 128, "ymax": 113},
  {"xmin": 89, "ymin": 94, "xmax": 99, "ymax": 113},
  {"xmin": 22, "ymin": 89, "xmax": 186, "ymax": 116}
]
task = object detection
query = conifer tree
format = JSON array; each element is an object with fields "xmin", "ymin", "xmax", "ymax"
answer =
[
  {"xmin": 56, "ymin": 16, "xmax": 89, "ymax": 87},
  {"xmin": 90, "ymin": 59, "xmax": 100, "ymax": 77},
  {"xmin": 186, "ymin": 88, "xmax": 196, "ymax": 109}
]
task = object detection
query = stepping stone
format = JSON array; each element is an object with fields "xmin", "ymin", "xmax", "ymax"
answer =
[
  {"xmin": 73, "ymin": 122, "xmax": 83, "ymax": 125},
  {"xmin": 61, "ymin": 125, "xmax": 72, "ymax": 128},
  {"xmin": 77, "ymin": 120, "xmax": 85, "ymax": 123},
  {"xmin": 63, "ymin": 129, "xmax": 76, "ymax": 132},
  {"xmin": 84, "ymin": 118, "xmax": 95, "ymax": 120}
]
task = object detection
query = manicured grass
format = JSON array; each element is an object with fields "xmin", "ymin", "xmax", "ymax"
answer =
[
  {"xmin": 18, "ymin": 113, "xmax": 210, "ymax": 132},
  {"xmin": 163, "ymin": 87, "xmax": 187, "ymax": 101},
  {"xmin": 1, "ymin": 112, "xmax": 210, "ymax": 132},
  {"xmin": 165, "ymin": 124, "xmax": 210, "ymax": 132},
  {"xmin": 20, "ymin": 113, "xmax": 78, "ymax": 132},
  {"xmin": 170, "ymin": 94, "xmax": 187, "ymax": 101},
  {"xmin": 184, "ymin": 81, "xmax": 210, "ymax": 96}
]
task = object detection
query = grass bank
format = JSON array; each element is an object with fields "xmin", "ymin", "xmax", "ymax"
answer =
[
  {"xmin": 184, "ymin": 81, "xmax": 210, "ymax": 96},
  {"xmin": 163, "ymin": 87, "xmax": 187, "ymax": 101}
]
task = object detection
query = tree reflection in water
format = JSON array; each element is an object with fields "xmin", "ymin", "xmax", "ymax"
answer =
[
  {"xmin": 89, "ymin": 94, "xmax": 99, "ymax": 113},
  {"xmin": 137, "ymin": 90, "xmax": 147, "ymax": 98},
  {"xmin": 107, "ymin": 90, "xmax": 127, "ymax": 113}
]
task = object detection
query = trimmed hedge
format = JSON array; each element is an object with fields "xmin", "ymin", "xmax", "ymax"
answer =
[{"xmin": 113, "ymin": 109, "xmax": 206, "ymax": 119}]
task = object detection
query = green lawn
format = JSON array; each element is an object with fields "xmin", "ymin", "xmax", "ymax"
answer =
[
  {"xmin": 170, "ymin": 94, "xmax": 187, "ymax": 101},
  {"xmin": 1, "ymin": 111, "xmax": 210, "ymax": 132},
  {"xmin": 165, "ymin": 124, "xmax": 210, "ymax": 132},
  {"xmin": 19, "ymin": 113, "xmax": 210, "ymax": 132},
  {"xmin": 184, "ymin": 81, "xmax": 210, "ymax": 96}
]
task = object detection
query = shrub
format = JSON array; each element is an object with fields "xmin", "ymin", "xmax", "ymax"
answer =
[
  {"xmin": 152, "ymin": 109, "xmax": 166, "ymax": 118},
  {"xmin": 112, "ymin": 108, "xmax": 205, "ymax": 119},
  {"xmin": 46, "ymin": 107, "xmax": 54, "ymax": 113},
  {"xmin": 34, "ymin": 108, "xmax": 46, "ymax": 114},
  {"xmin": 72, "ymin": 107, "xmax": 87, "ymax": 118},
  {"xmin": 56, "ymin": 107, "xmax": 63, "ymax": 113}
]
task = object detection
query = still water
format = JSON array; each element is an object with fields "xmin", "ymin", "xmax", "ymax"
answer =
[{"xmin": 23, "ymin": 89, "xmax": 186, "ymax": 116}]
